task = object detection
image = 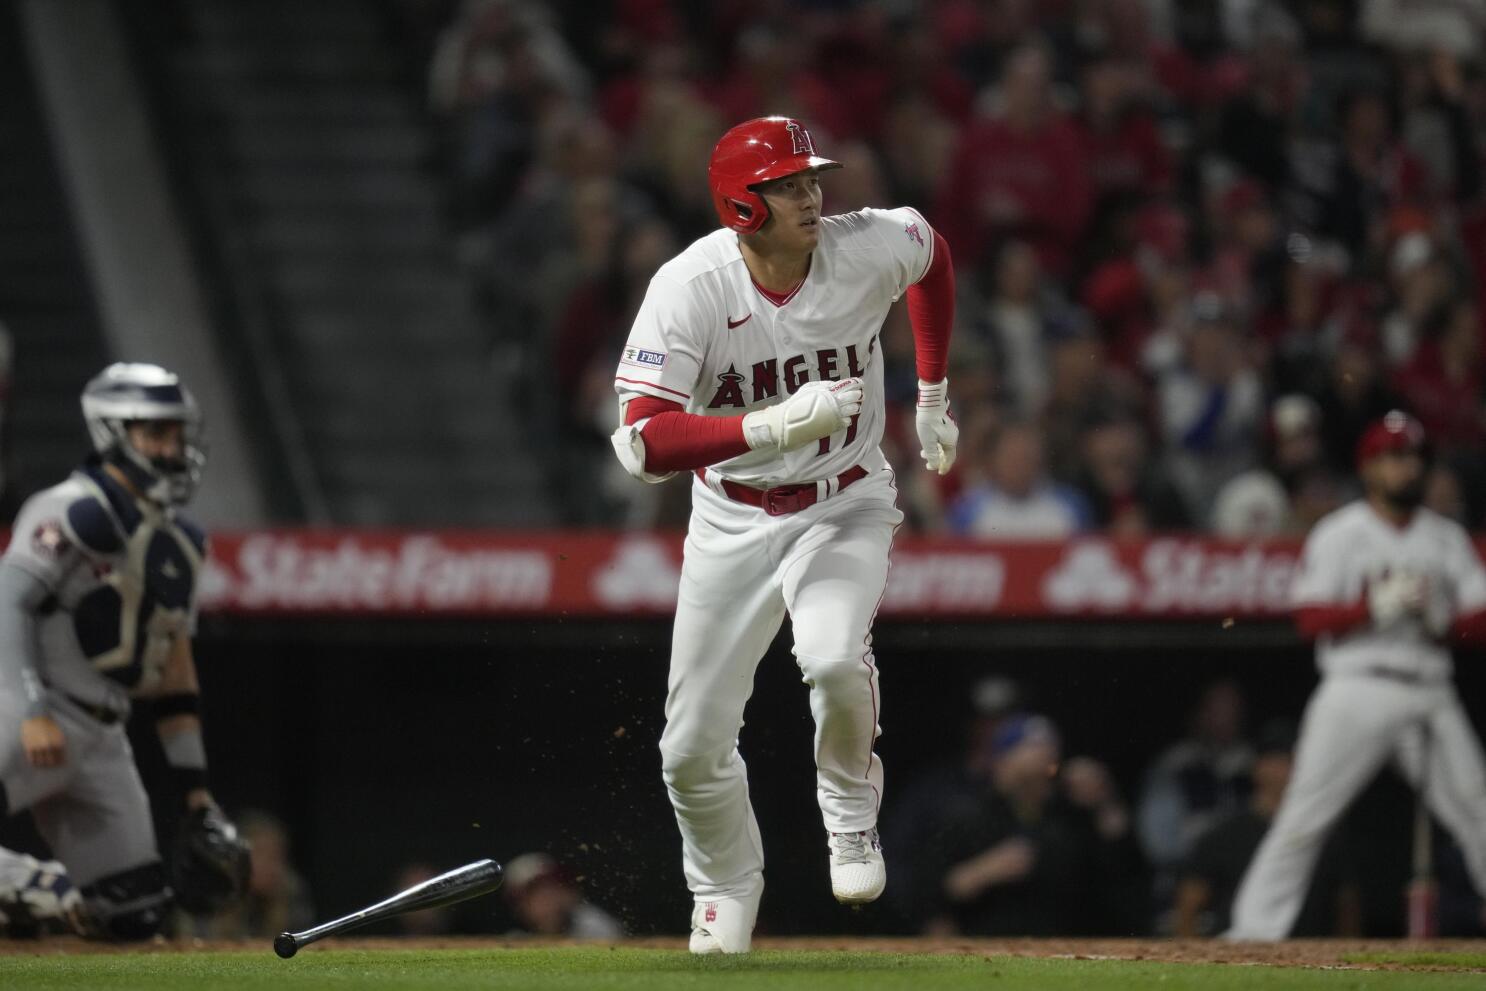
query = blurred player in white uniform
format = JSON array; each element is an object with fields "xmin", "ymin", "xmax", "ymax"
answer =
[
  {"xmin": 1227, "ymin": 412, "xmax": 1486, "ymax": 939},
  {"xmin": 0, "ymin": 364, "xmax": 245, "ymax": 939},
  {"xmin": 609, "ymin": 116, "xmax": 958, "ymax": 953}
]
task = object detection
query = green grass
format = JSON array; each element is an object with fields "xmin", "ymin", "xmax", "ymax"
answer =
[
  {"xmin": 1344, "ymin": 952, "xmax": 1486, "ymax": 969},
  {"xmin": 2, "ymin": 947, "xmax": 1483, "ymax": 991}
]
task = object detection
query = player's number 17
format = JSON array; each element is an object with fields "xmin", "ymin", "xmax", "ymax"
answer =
[{"xmin": 817, "ymin": 414, "xmax": 861, "ymax": 456}]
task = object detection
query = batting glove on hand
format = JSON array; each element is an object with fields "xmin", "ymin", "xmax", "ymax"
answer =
[
  {"xmin": 1368, "ymin": 570, "xmax": 1428, "ymax": 627},
  {"xmin": 915, "ymin": 379, "xmax": 958, "ymax": 475},
  {"xmin": 743, "ymin": 378, "xmax": 863, "ymax": 453}
]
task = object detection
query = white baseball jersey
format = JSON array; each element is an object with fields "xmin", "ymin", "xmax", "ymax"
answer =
[
  {"xmin": 613, "ymin": 207, "xmax": 934, "ymax": 487},
  {"xmin": 1290, "ymin": 501, "xmax": 1486, "ymax": 681}
]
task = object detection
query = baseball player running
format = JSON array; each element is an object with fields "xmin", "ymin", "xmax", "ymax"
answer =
[
  {"xmin": 0, "ymin": 363, "xmax": 246, "ymax": 939},
  {"xmin": 610, "ymin": 116, "xmax": 957, "ymax": 953},
  {"xmin": 1226, "ymin": 411, "xmax": 1486, "ymax": 939}
]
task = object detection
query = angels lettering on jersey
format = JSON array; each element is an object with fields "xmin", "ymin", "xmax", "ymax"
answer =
[
  {"xmin": 8, "ymin": 460, "xmax": 205, "ymax": 700},
  {"xmin": 614, "ymin": 206, "xmax": 934, "ymax": 488}
]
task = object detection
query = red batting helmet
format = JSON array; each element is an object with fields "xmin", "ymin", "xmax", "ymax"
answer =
[
  {"xmin": 708, "ymin": 116, "xmax": 840, "ymax": 234},
  {"xmin": 1355, "ymin": 410, "xmax": 1427, "ymax": 468}
]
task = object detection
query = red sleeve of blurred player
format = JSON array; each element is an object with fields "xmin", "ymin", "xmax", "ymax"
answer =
[
  {"xmin": 624, "ymin": 397, "xmax": 750, "ymax": 473},
  {"xmin": 1294, "ymin": 603, "xmax": 1370, "ymax": 640},
  {"xmin": 1452, "ymin": 609, "xmax": 1486, "ymax": 645},
  {"xmin": 907, "ymin": 227, "xmax": 954, "ymax": 383}
]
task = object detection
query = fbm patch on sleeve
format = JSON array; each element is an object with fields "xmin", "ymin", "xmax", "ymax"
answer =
[{"xmin": 620, "ymin": 346, "xmax": 667, "ymax": 370}]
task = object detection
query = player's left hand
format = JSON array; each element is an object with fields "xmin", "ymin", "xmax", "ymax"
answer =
[{"xmin": 914, "ymin": 379, "xmax": 958, "ymax": 475}]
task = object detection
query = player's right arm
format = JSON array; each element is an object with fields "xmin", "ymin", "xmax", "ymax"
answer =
[
  {"xmin": 609, "ymin": 274, "xmax": 859, "ymax": 480},
  {"xmin": 1290, "ymin": 518, "xmax": 1371, "ymax": 639},
  {"xmin": 0, "ymin": 492, "xmax": 91, "ymax": 767}
]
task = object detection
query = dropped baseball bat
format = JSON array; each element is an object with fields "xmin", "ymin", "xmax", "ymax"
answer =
[{"xmin": 273, "ymin": 858, "xmax": 503, "ymax": 958}]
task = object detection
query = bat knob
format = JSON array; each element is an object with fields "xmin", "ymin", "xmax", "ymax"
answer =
[{"xmin": 274, "ymin": 933, "xmax": 299, "ymax": 959}]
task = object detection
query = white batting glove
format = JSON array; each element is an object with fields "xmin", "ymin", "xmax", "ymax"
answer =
[
  {"xmin": 743, "ymin": 378, "xmax": 863, "ymax": 453},
  {"xmin": 915, "ymin": 379, "xmax": 959, "ymax": 475},
  {"xmin": 1367, "ymin": 570, "xmax": 1428, "ymax": 627}
]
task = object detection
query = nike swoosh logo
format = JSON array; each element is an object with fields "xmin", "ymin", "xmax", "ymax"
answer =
[{"xmin": 727, "ymin": 313, "xmax": 752, "ymax": 329}]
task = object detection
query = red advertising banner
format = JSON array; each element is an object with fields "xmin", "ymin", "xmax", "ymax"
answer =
[{"xmin": 188, "ymin": 530, "xmax": 1312, "ymax": 620}]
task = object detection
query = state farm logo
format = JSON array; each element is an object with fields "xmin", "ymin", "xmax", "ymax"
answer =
[
  {"xmin": 203, "ymin": 534, "xmax": 553, "ymax": 611},
  {"xmin": 1043, "ymin": 542, "xmax": 1137, "ymax": 610},
  {"xmin": 1043, "ymin": 540, "xmax": 1298, "ymax": 614},
  {"xmin": 592, "ymin": 537, "xmax": 680, "ymax": 609}
]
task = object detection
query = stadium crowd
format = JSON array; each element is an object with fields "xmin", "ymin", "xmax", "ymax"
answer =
[{"xmin": 413, "ymin": 0, "xmax": 1486, "ymax": 533}]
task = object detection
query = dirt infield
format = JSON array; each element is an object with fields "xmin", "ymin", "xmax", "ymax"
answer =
[{"xmin": 2, "ymin": 935, "xmax": 1484, "ymax": 971}]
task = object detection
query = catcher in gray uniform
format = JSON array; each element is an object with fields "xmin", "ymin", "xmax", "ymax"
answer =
[{"xmin": 0, "ymin": 363, "xmax": 247, "ymax": 939}]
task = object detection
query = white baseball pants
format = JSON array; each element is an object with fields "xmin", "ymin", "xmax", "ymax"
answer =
[
  {"xmin": 1229, "ymin": 675, "xmax": 1486, "ymax": 939},
  {"xmin": 659, "ymin": 467, "xmax": 902, "ymax": 901}
]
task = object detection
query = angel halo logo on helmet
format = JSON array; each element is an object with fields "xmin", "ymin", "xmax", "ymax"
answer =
[
  {"xmin": 708, "ymin": 116, "xmax": 842, "ymax": 234},
  {"xmin": 80, "ymin": 362, "xmax": 206, "ymax": 506}
]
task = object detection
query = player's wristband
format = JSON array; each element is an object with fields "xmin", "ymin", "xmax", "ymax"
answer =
[{"xmin": 161, "ymin": 722, "xmax": 209, "ymax": 795}]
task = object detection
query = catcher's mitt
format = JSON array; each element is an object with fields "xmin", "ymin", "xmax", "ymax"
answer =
[{"xmin": 171, "ymin": 806, "xmax": 250, "ymax": 915}]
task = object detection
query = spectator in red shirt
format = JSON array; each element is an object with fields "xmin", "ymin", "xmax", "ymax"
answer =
[
  {"xmin": 714, "ymin": 27, "xmax": 851, "ymax": 142},
  {"xmin": 934, "ymin": 43, "xmax": 1093, "ymax": 276},
  {"xmin": 1394, "ymin": 298, "xmax": 1486, "ymax": 456},
  {"xmin": 1076, "ymin": 56, "xmax": 1172, "ymax": 212}
]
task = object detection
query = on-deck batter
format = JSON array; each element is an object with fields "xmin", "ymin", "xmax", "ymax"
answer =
[
  {"xmin": 1226, "ymin": 411, "xmax": 1486, "ymax": 939},
  {"xmin": 609, "ymin": 116, "xmax": 957, "ymax": 954}
]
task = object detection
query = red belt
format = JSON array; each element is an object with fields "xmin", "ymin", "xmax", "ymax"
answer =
[{"xmin": 697, "ymin": 465, "xmax": 870, "ymax": 516}]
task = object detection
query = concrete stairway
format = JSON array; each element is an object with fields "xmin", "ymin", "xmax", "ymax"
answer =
[
  {"xmin": 135, "ymin": 0, "xmax": 547, "ymax": 525},
  {"xmin": 0, "ymin": 2, "xmax": 110, "ymax": 510}
]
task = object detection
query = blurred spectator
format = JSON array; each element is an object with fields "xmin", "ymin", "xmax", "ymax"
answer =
[
  {"xmin": 503, "ymin": 852, "xmax": 623, "ymax": 938},
  {"xmin": 1042, "ymin": 326, "xmax": 1145, "ymax": 481},
  {"xmin": 1075, "ymin": 56, "xmax": 1173, "ymax": 215},
  {"xmin": 1308, "ymin": 86, "xmax": 1428, "ymax": 266},
  {"xmin": 430, "ymin": 0, "xmax": 589, "ymax": 229},
  {"xmin": 918, "ymin": 714, "xmax": 1146, "ymax": 936},
  {"xmin": 196, "ymin": 811, "xmax": 313, "ymax": 940},
  {"xmin": 1214, "ymin": 11, "xmax": 1305, "ymax": 192},
  {"xmin": 392, "ymin": 862, "xmax": 458, "ymax": 936},
  {"xmin": 1380, "ymin": 231, "xmax": 1457, "ymax": 368},
  {"xmin": 883, "ymin": 675, "xmax": 1025, "ymax": 928},
  {"xmin": 1173, "ymin": 721, "xmax": 1362, "ymax": 937},
  {"xmin": 1137, "ymin": 680, "xmax": 1254, "ymax": 915},
  {"xmin": 1360, "ymin": 0, "xmax": 1486, "ymax": 59},
  {"xmin": 1211, "ymin": 394, "xmax": 1346, "ymax": 536},
  {"xmin": 1156, "ymin": 294, "xmax": 1265, "ymax": 517},
  {"xmin": 1315, "ymin": 319, "xmax": 1404, "ymax": 477},
  {"xmin": 1393, "ymin": 297, "xmax": 1486, "ymax": 456},
  {"xmin": 948, "ymin": 422, "xmax": 1091, "ymax": 538},
  {"xmin": 715, "ymin": 26, "xmax": 850, "ymax": 143},
  {"xmin": 1073, "ymin": 411, "xmax": 1190, "ymax": 535},
  {"xmin": 935, "ymin": 43, "xmax": 1093, "ymax": 276},
  {"xmin": 1083, "ymin": 201, "xmax": 1194, "ymax": 372},
  {"xmin": 977, "ymin": 240, "xmax": 1059, "ymax": 418},
  {"xmin": 1425, "ymin": 459, "xmax": 1469, "ymax": 525}
]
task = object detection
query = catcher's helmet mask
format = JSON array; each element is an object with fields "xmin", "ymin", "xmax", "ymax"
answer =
[
  {"xmin": 81, "ymin": 363, "xmax": 206, "ymax": 507},
  {"xmin": 709, "ymin": 116, "xmax": 841, "ymax": 234}
]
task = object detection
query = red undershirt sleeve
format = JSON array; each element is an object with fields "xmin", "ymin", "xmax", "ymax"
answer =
[
  {"xmin": 1451, "ymin": 608, "xmax": 1486, "ymax": 645},
  {"xmin": 1293, "ymin": 603, "xmax": 1371, "ymax": 640},
  {"xmin": 624, "ymin": 396, "xmax": 751, "ymax": 473},
  {"xmin": 906, "ymin": 227, "xmax": 954, "ymax": 383}
]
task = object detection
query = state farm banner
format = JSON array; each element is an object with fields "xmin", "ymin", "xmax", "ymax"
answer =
[{"xmin": 191, "ymin": 530, "xmax": 1310, "ymax": 620}]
